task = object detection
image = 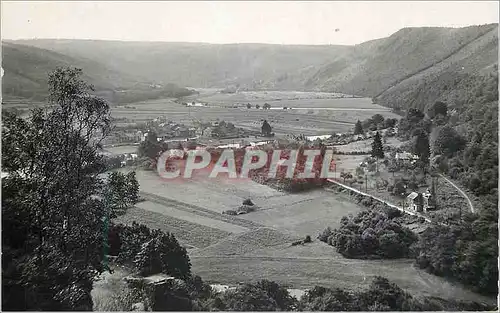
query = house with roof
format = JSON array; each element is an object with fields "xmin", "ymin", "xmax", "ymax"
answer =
[
  {"xmin": 406, "ymin": 188, "xmax": 436, "ymax": 213},
  {"xmin": 406, "ymin": 192, "xmax": 423, "ymax": 212}
]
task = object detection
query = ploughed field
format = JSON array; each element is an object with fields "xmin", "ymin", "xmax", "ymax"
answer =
[
  {"xmin": 110, "ymin": 91, "xmax": 400, "ymax": 136},
  {"xmin": 116, "ymin": 168, "xmax": 494, "ymax": 305}
]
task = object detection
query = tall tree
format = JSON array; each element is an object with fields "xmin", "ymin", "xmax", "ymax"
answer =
[
  {"xmin": 414, "ymin": 132, "xmax": 430, "ymax": 167},
  {"xmin": 371, "ymin": 131, "xmax": 384, "ymax": 159},
  {"xmin": 354, "ymin": 120, "xmax": 364, "ymax": 135},
  {"xmin": 371, "ymin": 131, "xmax": 384, "ymax": 172},
  {"xmin": 2, "ymin": 67, "xmax": 113, "ymax": 310}
]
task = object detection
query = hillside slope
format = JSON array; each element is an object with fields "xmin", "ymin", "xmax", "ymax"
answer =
[
  {"xmin": 306, "ymin": 24, "xmax": 498, "ymax": 96},
  {"xmin": 1, "ymin": 42, "xmax": 154, "ymax": 102},
  {"xmin": 3, "ymin": 23, "xmax": 497, "ymax": 108},
  {"xmin": 1, "ymin": 42, "xmax": 197, "ymax": 105},
  {"xmin": 11, "ymin": 40, "xmax": 350, "ymax": 90},
  {"xmin": 373, "ymin": 25, "xmax": 498, "ymax": 111}
]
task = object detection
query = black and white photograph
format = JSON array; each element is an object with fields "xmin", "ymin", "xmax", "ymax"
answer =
[{"xmin": 1, "ymin": 1, "xmax": 499, "ymax": 311}]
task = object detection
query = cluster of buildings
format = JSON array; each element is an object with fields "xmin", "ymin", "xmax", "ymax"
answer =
[{"xmin": 405, "ymin": 188, "xmax": 436, "ymax": 213}]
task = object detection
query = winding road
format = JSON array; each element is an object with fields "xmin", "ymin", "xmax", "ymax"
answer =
[{"xmin": 438, "ymin": 174, "xmax": 475, "ymax": 213}]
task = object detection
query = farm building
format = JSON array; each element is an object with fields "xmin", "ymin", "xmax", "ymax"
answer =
[
  {"xmin": 396, "ymin": 152, "xmax": 419, "ymax": 164},
  {"xmin": 406, "ymin": 189, "xmax": 436, "ymax": 212},
  {"xmin": 406, "ymin": 192, "xmax": 423, "ymax": 212}
]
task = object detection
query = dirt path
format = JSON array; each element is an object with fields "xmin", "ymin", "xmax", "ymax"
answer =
[{"xmin": 438, "ymin": 174, "xmax": 475, "ymax": 213}]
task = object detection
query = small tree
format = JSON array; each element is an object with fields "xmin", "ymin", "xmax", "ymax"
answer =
[
  {"xmin": 256, "ymin": 104, "xmax": 261, "ymax": 109},
  {"xmin": 126, "ymin": 171, "xmax": 140, "ymax": 204},
  {"xmin": 247, "ymin": 103, "xmax": 252, "ymax": 109},
  {"xmin": 354, "ymin": 120, "xmax": 364, "ymax": 135},
  {"xmin": 139, "ymin": 131, "xmax": 162, "ymax": 159},
  {"xmin": 427, "ymin": 101, "xmax": 448, "ymax": 119},
  {"xmin": 261, "ymin": 120, "xmax": 272, "ymax": 137},
  {"xmin": 371, "ymin": 114, "xmax": 385, "ymax": 127}
]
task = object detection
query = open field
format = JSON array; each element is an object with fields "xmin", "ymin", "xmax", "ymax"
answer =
[
  {"xmin": 136, "ymin": 201, "xmax": 249, "ymax": 234},
  {"xmin": 240, "ymin": 190, "xmax": 364, "ymax": 237},
  {"xmin": 114, "ymin": 164, "xmax": 495, "ymax": 305},
  {"xmin": 110, "ymin": 92, "xmax": 401, "ymax": 136},
  {"xmin": 333, "ymin": 154, "xmax": 369, "ymax": 174},
  {"xmin": 190, "ymin": 250, "xmax": 495, "ymax": 305},
  {"xmin": 103, "ymin": 144, "xmax": 139, "ymax": 155},
  {"xmin": 114, "ymin": 206, "xmax": 230, "ymax": 249},
  {"xmin": 333, "ymin": 137, "xmax": 407, "ymax": 153}
]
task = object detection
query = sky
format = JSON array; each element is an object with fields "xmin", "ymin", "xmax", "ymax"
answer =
[{"xmin": 2, "ymin": 1, "xmax": 499, "ymax": 45}]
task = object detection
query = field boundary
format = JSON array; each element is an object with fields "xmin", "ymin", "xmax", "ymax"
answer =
[{"xmin": 140, "ymin": 192, "xmax": 265, "ymax": 229}]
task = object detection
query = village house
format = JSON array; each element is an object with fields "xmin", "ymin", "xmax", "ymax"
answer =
[
  {"xmin": 405, "ymin": 188, "xmax": 435, "ymax": 212},
  {"xmin": 396, "ymin": 152, "xmax": 419, "ymax": 164}
]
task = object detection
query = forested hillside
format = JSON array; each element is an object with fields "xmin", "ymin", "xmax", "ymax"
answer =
[
  {"xmin": 7, "ymin": 24, "xmax": 497, "ymax": 98},
  {"xmin": 9, "ymin": 40, "xmax": 349, "ymax": 90},
  {"xmin": 1, "ymin": 42, "xmax": 195, "ymax": 105}
]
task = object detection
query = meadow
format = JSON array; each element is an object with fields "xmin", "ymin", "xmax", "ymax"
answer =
[
  {"xmin": 110, "ymin": 91, "xmax": 400, "ymax": 136},
  {"xmin": 105, "ymin": 91, "xmax": 491, "ymax": 304},
  {"xmin": 113, "ymin": 167, "xmax": 494, "ymax": 305}
]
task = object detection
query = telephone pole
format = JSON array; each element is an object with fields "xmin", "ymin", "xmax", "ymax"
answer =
[{"xmin": 365, "ymin": 174, "xmax": 368, "ymax": 192}]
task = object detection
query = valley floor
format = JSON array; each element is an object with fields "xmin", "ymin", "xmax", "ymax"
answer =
[{"xmin": 114, "ymin": 168, "xmax": 495, "ymax": 306}]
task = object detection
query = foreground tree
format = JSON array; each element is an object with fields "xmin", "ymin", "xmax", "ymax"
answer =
[{"xmin": 2, "ymin": 67, "xmax": 116, "ymax": 310}]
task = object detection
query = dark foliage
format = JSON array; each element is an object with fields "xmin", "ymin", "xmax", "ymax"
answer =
[
  {"xmin": 2, "ymin": 67, "xmax": 113, "ymax": 310},
  {"xmin": 354, "ymin": 120, "xmax": 364, "ymax": 135},
  {"xmin": 413, "ymin": 207, "xmax": 498, "ymax": 295},
  {"xmin": 413, "ymin": 132, "xmax": 430, "ymax": 165},
  {"xmin": 320, "ymin": 210, "xmax": 417, "ymax": 259},
  {"xmin": 111, "ymin": 222, "xmax": 191, "ymax": 279},
  {"xmin": 261, "ymin": 120, "xmax": 272, "ymax": 136},
  {"xmin": 427, "ymin": 101, "xmax": 448, "ymax": 118},
  {"xmin": 371, "ymin": 132, "xmax": 384, "ymax": 159},
  {"xmin": 299, "ymin": 276, "xmax": 493, "ymax": 311},
  {"xmin": 432, "ymin": 125, "xmax": 466, "ymax": 157},
  {"xmin": 138, "ymin": 131, "xmax": 163, "ymax": 159}
]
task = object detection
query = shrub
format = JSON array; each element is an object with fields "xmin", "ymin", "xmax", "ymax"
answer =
[
  {"xmin": 304, "ymin": 235, "xmax": 312, "ymax": 243},
  {"xmin": 242, "ymin": 199, "xmax": 254, "ymax": 206},
  {"xmin": 321, "ymin": 210, "xmax": 417, "ymax": 259}
]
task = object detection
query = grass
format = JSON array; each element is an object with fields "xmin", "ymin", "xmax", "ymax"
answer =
[
  {"xmin": 241, "ymin": 189, "xmax": 365, "ymax": 237},
  {"xmin": 109, "ymin": 93, "xmax": 401, "ymax": 137},
  {"xmin": 136, "ymin": 200, "xmax": 250, "ymax": 234},
  {"xmin": 189, "ymin": 243, "xmax": 495, "ymax": 305},
  {"xmin": 334, "ymin": 137, "xmax": 406, "ymax": 153},
  {"xmin": 191, "ymin": 228, "xmax": 299, "ymax": 257},
  {"xmin": 91, "ymin": 268, "xmax": 134, "ymax": 311},
  {"xmin": 103, "ymin": 145, "xmax": 139, "ymax": 155},
  {"xmin": 114, "ymin": 206, "xmax": 230, "ymax": 249}
]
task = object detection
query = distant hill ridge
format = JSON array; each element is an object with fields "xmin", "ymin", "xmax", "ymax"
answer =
[{"xmin": 2, "ymin": 23, "xmax": 497, "ymax": 111}]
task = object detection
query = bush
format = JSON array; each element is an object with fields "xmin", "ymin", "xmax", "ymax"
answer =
[
  {"xmin": 242, "ymin": 199, "xmax": 254, "ymax": 206},
  {"xmin": 304, "ymin": 235, "xmax": 312, "ymax": 243},
  {"xmin": 321, "ymin": 210, "xmax": 417, "ymax": 259}
]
